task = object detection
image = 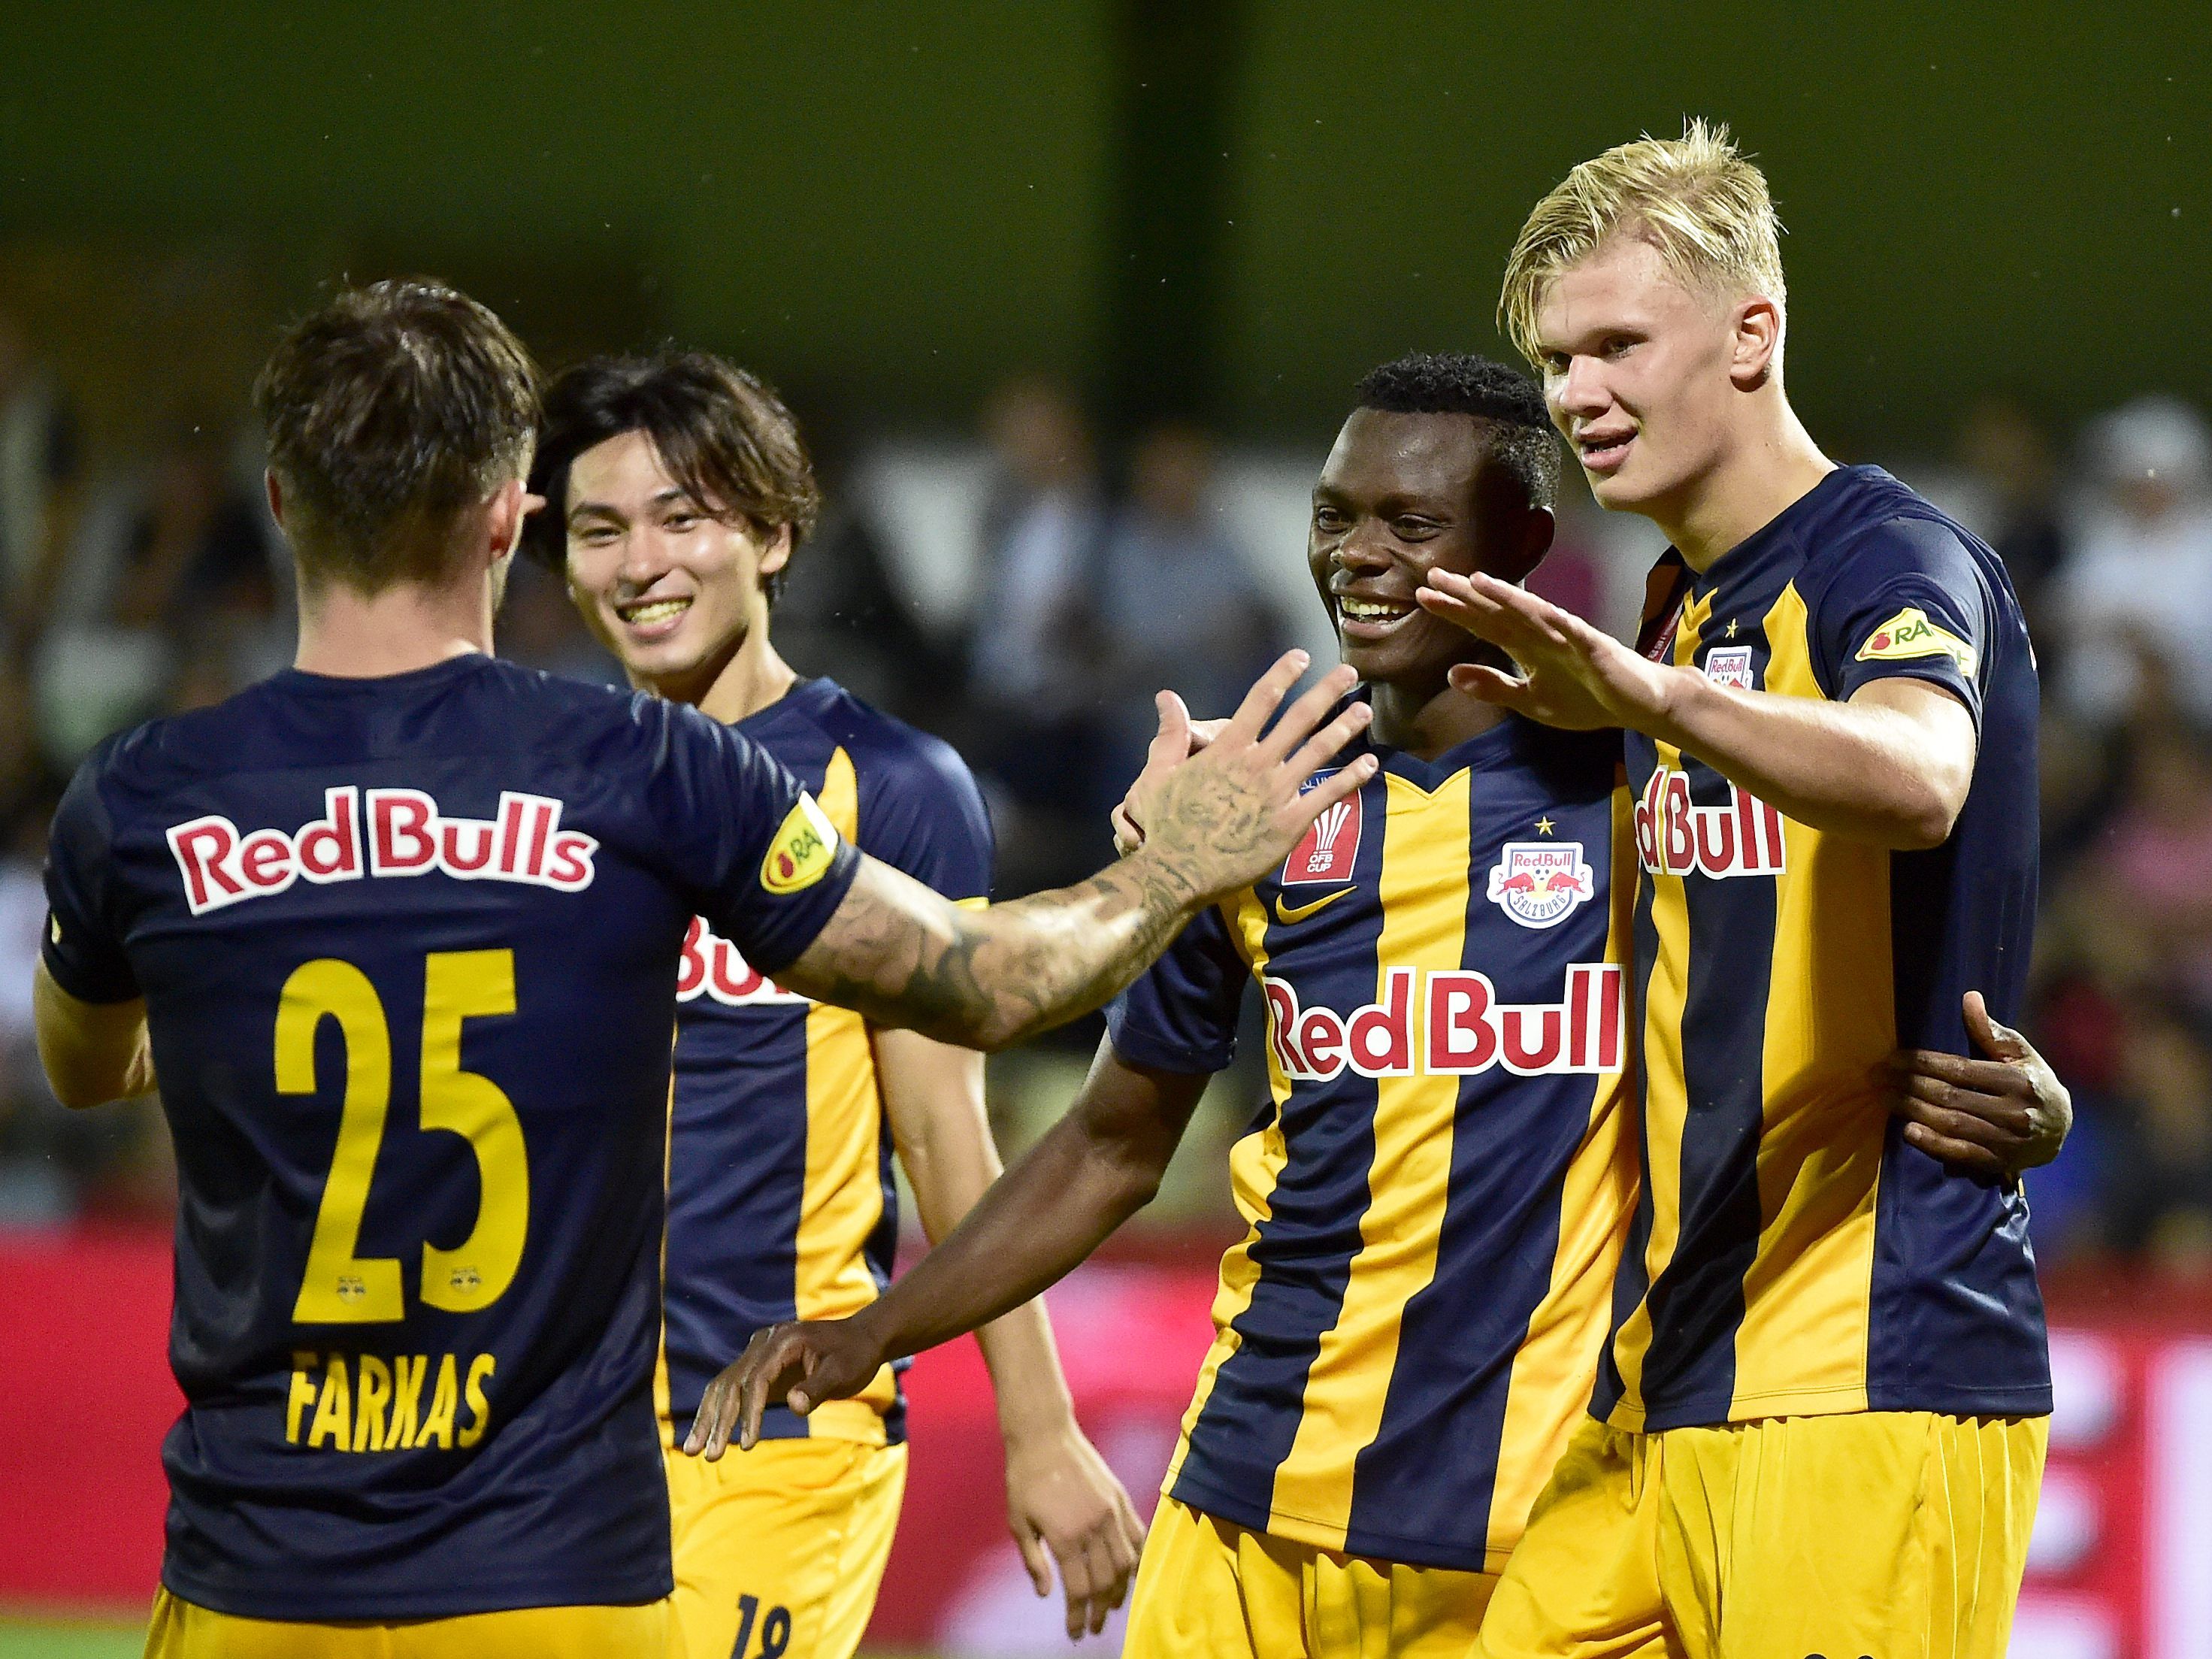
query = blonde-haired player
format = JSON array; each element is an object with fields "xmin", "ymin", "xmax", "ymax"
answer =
[{"xmin": 1418, "ymin": 123, "xmax": 2050, "ymax": 1657}]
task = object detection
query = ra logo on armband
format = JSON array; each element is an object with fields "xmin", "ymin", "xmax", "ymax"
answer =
[
  {"xmin": 1854, "ymin": 606, "xmax": 1977, "ymax": 676},
  {"xmin": 761, "ymin": 793, "xmax": 840, "ymax": 894}
]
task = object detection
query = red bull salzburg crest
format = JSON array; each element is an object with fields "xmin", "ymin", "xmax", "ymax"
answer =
[{"xmin": 1486, "ymin": 840, "xmax": 1596, "ymax": 929}]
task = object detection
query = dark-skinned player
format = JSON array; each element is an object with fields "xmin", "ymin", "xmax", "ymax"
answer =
[{"xmin": 687, "ymin": 355, "xmax": 2071, "ymax": 1658}]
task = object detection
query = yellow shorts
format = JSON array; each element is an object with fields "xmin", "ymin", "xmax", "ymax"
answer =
[
  {"xmin": 663, "ymin": 1436, "xmax": 907, "ymax": 1659},
  {"xmin": 1123, "ymin": 1495, "xmax": 1496, "ymax": 1659},
  {"xmin": 1477, "ymin": 1411, "xmax": 2048, "ymax": 1659},
  {"xmin": 143, "ymin": 1588, "xmax": 670, "ymax": 1657}
]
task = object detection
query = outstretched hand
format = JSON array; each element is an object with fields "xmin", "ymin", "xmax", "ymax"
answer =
[
  {"xmin": 1416, "ymin": 568, "xmax": 1675, "ymax": 733},
  {"xmin": 1123, "ymin": 652, "xmax": 1374, "ymax": 904},
  {"xmin": 1882, "ymin": 991, "xmax": 2071, "ymax": 1182},
  {"xmin": 1111, "ymin": 700, "xmax": 1230, "ymax": 856},
  {"xmin": 683, "ymin": 1315, "xmax": 887, "ymax": 1459}
]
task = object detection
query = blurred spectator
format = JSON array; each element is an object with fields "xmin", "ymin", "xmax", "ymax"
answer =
[
  {"xmin": 109, "ymin": 426, "xmax": 277, "ymax": 635},
  {"xmin": 1953, "ymin": 394, "xmax": 2069, "ymax": 637},
  {"xmin": 497, "ymin": 555, "xmax": 622, "ymax": 686},
  {"xmin": 2053, "ymin": 396, "xmax": 2212, "ymax": 728},
  {"xmin": 1094, "ymin": 421, "xmax": 1288, "ymax": 796},
  {"xmin": 33, "ymin": 424, "xmax": 282, "ymax": 764},
  {"xmin": 2100, "ymin": 1012, "xmax": 2212, "ymax": 1270},
  {"xmin": 963, "ymin": 376, "xmax": 1110, "ymax": 890},
  {"xmin": 0, "ymin": 305, "xmax": 83, "ymax": 653},
  {"xmin": 2071, "ymin": 725, "xmax": 2212, "ymax": 1015},
  {"xmin": 770, "ymin": 504, "xmax": 961, "ymax": 727}
]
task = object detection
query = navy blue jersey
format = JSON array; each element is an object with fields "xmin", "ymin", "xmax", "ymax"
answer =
[
  {"xmin": 660, "ymin": 678, "xmax": 991, "ymax": 1449},
  {"xmin": 1108, "ymin": 714, "xmax": 1639, "ymax": 1573},
  {"xmin": 1602, "ymin": 465, "xmax": 2049, "ymax": 1430},
  {"xmin": 40, "ymin": 655, "xmax": 859, "ymax": 1621}
]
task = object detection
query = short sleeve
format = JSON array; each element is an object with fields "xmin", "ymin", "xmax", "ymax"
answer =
[
  {"xmin": 647, "ymin": 703, "xmax": 862, "ymax": 973},
  {"xmin": 857, "ymin": 734, "xmax": 993, "ymax": 905},
  {"xmin": 1807, "ymin": 516, "xmax": 1993, "ymax": 727},
  {"xmin": 42, "ymin": 752, "xmax": 139, "ymax": 1004},
  {"xmin": 1106, "ymin": 904, "xmax": 1247, "ymax": 1076}
]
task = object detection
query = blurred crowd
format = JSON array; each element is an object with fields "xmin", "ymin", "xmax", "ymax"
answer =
[{"xmin": 0, "ymin": 296, "xmax": 2205, "ymax": 1277}]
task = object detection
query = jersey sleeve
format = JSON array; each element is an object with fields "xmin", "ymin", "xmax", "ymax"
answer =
[
  {"xmin": 1106, "ymin": 903, "xmax": 1246, "ymax": 1076},
  {"xmin": 1806, "ymin": 516, "xmax": 1994, "ymax": 727},
  {"xmin": 41, "ymin": 749, "xmax": 140, "ymax": 1004},
  {"xmin": 647, "ymin": 702, "xmax": 862, "ymax": 973},
  {"xmin": 856, "ymin": 731, "xmax": 994, "ymax": 905}
]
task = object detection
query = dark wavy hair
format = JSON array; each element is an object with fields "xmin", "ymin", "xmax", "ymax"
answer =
[{"xmin": 526, "ymin": 351, "xmax": 822, "ymax": 605}]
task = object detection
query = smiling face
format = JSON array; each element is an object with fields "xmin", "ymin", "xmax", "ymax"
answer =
[
  {"xmin": 1533, "ymin": 235, "xmax": 1760, "ymax": 519},
  {"xmin": 1309, "ymin": 407, "xmax": 1552, "ymax": 689},
  {"xmin": 561, "ymin": 428, "xmax": 791, "ymax": 698}
]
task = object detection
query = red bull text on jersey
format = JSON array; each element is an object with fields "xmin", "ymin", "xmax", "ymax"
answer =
[
  {"xmin": 1602, "ymin": 465, "xmax": 2049, "ymax": 1431},
  {"xmin": 658, "ymin": 677, "xmax": 992, "ymax": 1449},
  {"xmin": 1107, "ymin": 713, "xmax": 1638, "ymax": 1573},
  {"xmin": 39, "ymin": 655, "xmax": 860, "ymax": 1621}
]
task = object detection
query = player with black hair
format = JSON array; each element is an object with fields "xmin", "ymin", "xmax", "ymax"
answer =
[
  {"xmin": 694, "ymin": 351, "xmax": 2075, "ymax": 1657},
  {"xmin": 698, "ymin": 351, "xmax": 1624, "ymax": 1651},
  {"xmin": 528, "ymin": 350, "xmax": 1142, "ymax": 1655},
  {"xmin": 28, "ymin": 281, "xmax": 1374, "ymax": 1659}
]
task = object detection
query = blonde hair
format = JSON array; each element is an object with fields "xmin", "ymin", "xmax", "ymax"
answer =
[{"xmin": 1499, "ymin": 120, "xmax": 1786, "ymax": 366}]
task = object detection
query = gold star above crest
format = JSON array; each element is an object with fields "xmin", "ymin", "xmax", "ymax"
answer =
[
  {"xmin": 1535, "ymin": 815, "xmax": 1556, "ymax": 835},
  {"xmin": 1724, "ymin": 618, "xmax": 1738, "ymax": 638}
]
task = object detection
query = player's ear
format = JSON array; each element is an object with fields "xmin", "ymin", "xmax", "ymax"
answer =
[
  {"xmin": 264, "ymin": 469, "xmax": 285, "ymax": 528},
  {"xmin": 485, "ymin": 478, "xmax": 531, "ymax": 565},
  {"xmin": 1482, "ymin": 497, "xmax": 1556, "ymax": 589},
  {"xmin": 1729, "ymin": 296, "xmax": 1782, "ymax": 392},
  {"xmin": 756, "ymin": 521, "xmax": 795, "ymax": 581}
]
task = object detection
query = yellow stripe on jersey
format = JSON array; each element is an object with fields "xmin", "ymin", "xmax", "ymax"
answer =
[
  {"xmin": 1484, "ymin": 784, "xmax": 1641, "ymax": 1555},
  {"xmin": 1605, "ymin": 587, "xmax": 1711, "ymax": 1421},
  {"xmin": 1727, "ymin": 581, "xmax": 1894, "ymax": 1417},
  {"xmin": 655, "ymin": 1061, "xmax": 679, "ymax": 1451},
  {"xmin": 1167, "ymin": 889, "xmax": 1290, "ymax": 1495},
  {"xmin": 791, "ymin": 747, "xmax": 899, "ymax": 1436},
  {"xmin": 1269, "ymin": 770, "xmax": 1473, "ymax": 1544}
]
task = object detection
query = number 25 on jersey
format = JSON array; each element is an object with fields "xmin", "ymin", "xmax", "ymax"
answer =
[{"xmin": 277, "ymin": 949, "xmax": 529, "ymax": 1324}]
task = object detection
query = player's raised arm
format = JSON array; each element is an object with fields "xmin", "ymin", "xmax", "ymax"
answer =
[
  {"xmin": 775, "ymin": 652, "xmax": 1373, "ymax": 1049},
  {"xmin": 688, "ymin": 1038, "xmax": 1211, "ymax": 1458},
  {"xmin": 1416, "ymin": 568, "xmax": 1977, "ymax": 850}
]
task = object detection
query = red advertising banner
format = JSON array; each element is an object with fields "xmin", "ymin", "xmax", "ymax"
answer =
[{"xmin": 2, "ymin": 1231, "xmax": 2208, "ymax": 1655}]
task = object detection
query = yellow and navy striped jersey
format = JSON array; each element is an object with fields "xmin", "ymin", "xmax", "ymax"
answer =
[
  {"xmin": 1107, "ymin": 713, "xmax": 1636, "ymax": 1573},
  {"xmin": 1600, "ymin": 465, "xmax": 2049, "ymax": 1433},
  {"xmin": 658, "ymin": 677, "xmax": 991, "ymax": 1449}
]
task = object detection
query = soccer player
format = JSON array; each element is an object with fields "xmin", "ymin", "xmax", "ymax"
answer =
[
  {"xmin": 528, "ymin": 351, "xmax": 1142, "ymax": 1653},
  {"xmin": 1416, "ymin": 126, "xmax": 2050, "ymax": 1656},
  {"xmin": 29, "ymin": 279, "xmax": 1372, "ymax": 1659},
  {"xmin": 694, "ymin": 350, "xmax": 2072, "ymax": 1659}
]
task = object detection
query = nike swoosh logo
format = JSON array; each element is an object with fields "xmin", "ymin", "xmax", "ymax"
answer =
[{"xmin": 1274, "ymin": 887, "xmax": 1354, "ymax": 925}]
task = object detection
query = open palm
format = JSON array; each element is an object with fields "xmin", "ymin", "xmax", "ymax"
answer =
[{"xmin": 1416, "ymin": 568, "xmax": 1675, "ymax": 732}]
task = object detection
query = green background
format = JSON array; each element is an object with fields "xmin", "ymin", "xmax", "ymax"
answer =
[{"xmin": 0, "ymin": 2, "xmax": 2203, "ymax": 444}]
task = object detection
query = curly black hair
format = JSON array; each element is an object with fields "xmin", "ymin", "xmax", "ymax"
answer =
[{"xmin": 1354, "ymin": 353, "xmax": 1560, "ymax": 510}]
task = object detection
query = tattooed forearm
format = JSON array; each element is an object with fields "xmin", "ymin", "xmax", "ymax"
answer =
[
  {"xmin": 779, "ymin": 851, "xmax": 1203, "ymax": 1051},
  {"xmin": 775, "ymin": 652, "xmax": 1377, "ymax": 1049}
]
